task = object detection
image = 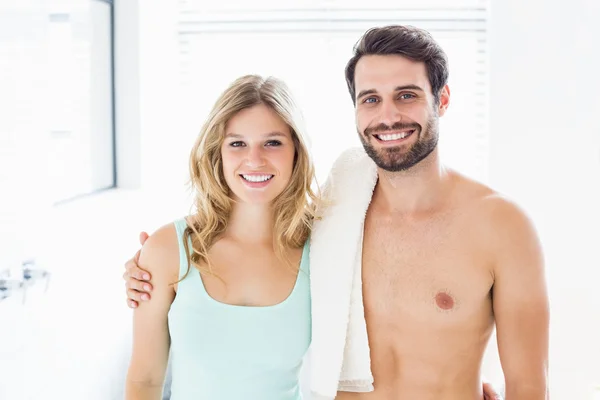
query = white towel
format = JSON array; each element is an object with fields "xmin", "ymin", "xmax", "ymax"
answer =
[{"xmin": 309, "ymin": 147, "xmax": 379, "ymax": 399}]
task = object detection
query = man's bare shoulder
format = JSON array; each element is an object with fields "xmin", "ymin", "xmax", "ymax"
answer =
[
  {"xmin": 450, "ymin": 170, "xmax": 538, "ymax": 240},
  {"xmin": 449, "ymin": 169, "xmax": 528, "ymax": 223},
  {"xmin": 474, "ymin": 189, "xmax": 533, "ymax": 234},
  {"xmin": 451, "ymin": 171, "xmax": 542, "ymax": 269}
]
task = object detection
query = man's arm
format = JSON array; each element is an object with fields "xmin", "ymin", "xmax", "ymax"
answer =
[
  {"xmin": 490, "ymin": 198, "xmax": 549, "ymax": 399},
  {"xmin": 124, "ymin": 231, "xmax": 153, "ymax": 308},
  {"xmin": 483, "ymin": 380, "xmax": 503, "ymax": 400},
  {"xmin": 126, "ymin": 225, "xmax": 178, "ymax": 400}
]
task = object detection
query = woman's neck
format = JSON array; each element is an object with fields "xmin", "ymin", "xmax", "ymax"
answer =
[{"xmin": 225, "ymin": 201, "xmax": 275, "ymax": 245}]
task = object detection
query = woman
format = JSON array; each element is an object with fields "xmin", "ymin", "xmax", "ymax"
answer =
[{"xmin": 125, "ymin": 75, "xmax": 319, "ymax": 399}]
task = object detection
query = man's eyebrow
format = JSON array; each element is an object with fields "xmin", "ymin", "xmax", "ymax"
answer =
[
  {"xmin": 357, "ymin": 89, "xmax": 377, "ymax": 100},
  {"xmin": 394, "ymin": 84, "xmax": 425, "ymax": 92},
  {"xmin": 356, "ymin": 85, "xmax": 425, "ymax": 101}
]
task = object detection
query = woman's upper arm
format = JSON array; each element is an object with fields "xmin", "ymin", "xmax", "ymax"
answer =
[{"xmin": 127, "ymin": 223, "xmax": 179, "ymax": 387}]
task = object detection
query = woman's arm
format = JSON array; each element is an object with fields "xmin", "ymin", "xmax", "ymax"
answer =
[{"xmin": 125, "ymin": 224, "xmax": 179, "ymax": 400}]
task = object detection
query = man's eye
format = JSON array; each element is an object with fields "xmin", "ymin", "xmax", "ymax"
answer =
[
  {"xmin": 399, "ymin": 93, "xmax": 416, "ymax": 100},
  {"xmin": 230, "ymin": 141, "xmax": 245, "ymax": 147},
  {"xmin": 363, "ymin": 97, "xmax": 378, "ymax": 104},
  {"xmin": 266, "ymin": 140, "xmax": 282, "ymax": 146}
]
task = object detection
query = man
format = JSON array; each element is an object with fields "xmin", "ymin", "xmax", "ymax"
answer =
[{"xmin": 123, "ymin": 26, "xmax": 549, "ymax": 399}]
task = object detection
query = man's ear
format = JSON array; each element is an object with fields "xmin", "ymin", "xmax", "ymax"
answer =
[{"xmin": 437, "ymin": 85, "xmax": 450, "ymax": 116}]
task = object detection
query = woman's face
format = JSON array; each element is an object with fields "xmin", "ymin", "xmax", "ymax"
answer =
[{"xmin": 221, "ymin": 104, "xmax": 296, "ymax": 205}]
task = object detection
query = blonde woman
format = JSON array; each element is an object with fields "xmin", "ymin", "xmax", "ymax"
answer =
[{"xmin": 125, "ymin": 75, "xmax": 318, "ymax": 400}]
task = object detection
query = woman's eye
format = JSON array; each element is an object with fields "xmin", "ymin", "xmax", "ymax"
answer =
[
  {"xmin": 229, "ymin": 141, "xmax": 245, "ymax": 147},
  {"xmin": 266, "ymin": 140, "xmax": 282, "ymax": 146}
]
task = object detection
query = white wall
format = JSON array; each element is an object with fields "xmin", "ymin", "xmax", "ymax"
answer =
[
  {"xmin": 115, "ymin": 0, "xmax": 187, "ymax": 196},
  {"xmin": 489, "ymin": 0, "xmax": 600, "ymax": 398},
  {"xmin": 114, "ymin": 0, "xmax": 141, "ymax": 189}
]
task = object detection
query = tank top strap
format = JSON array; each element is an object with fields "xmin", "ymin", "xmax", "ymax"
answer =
[
  {"xmin": 300, "ymin": 237, "xmax": 310, "ymax": 274},
  {"xmin": 173, "ymin": 218, "xmax": 193, "ymax": 281}
]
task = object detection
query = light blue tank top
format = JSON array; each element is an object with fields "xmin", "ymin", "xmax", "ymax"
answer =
[{"xmin": 167, "ymin": 219, "xmax": 311, "ymax": 400}]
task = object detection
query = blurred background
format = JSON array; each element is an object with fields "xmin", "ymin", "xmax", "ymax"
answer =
[{"xmin": 0, "ymin": 0, "xmax": 598, "ymax": 399}]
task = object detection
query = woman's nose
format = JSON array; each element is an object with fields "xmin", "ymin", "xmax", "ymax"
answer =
[{"xmin": 245, "ymin": 146, "xmax": 266, "ymax": 168}]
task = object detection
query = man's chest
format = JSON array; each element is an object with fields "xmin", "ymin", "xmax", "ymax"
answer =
[{"xmin": 361, "ymin": 210, "xmax": 494, "ymax": 323}]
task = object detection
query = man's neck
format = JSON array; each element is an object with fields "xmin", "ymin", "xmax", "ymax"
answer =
[
  {"xmin": 225, "ymin": 202, "xmax": 275, "ymax": 245},
  {"xmin": 373, "ymin": 149, "xmax": 453, "ymax": 215}
]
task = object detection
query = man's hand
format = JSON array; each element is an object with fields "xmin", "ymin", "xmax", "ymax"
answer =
[
  {"xmin": 124, "ymin": 232, "xmax": 152, "ymax": 308},
  {"xmin": 483, "ymin": 380, "xmax": 502, "ymax": 399}
]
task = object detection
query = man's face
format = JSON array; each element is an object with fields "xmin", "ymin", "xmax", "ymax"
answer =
[{"xmin": 354, "ymin": 54, "xmax": 449, "ymax": 172}]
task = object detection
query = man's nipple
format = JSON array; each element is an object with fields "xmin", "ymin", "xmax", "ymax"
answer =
[{"xmin": 435, "ymin": 291, "xmax": 455, "ymax": 310}]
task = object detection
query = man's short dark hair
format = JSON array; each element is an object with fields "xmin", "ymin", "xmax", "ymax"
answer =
[{"xmin": 345, "ymin": 25, "xmax": 449, "ymax": 105}]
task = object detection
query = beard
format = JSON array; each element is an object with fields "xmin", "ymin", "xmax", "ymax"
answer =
[{"xmin": 359, "ymin": 113, "xmax": 439, "ymax": 172}]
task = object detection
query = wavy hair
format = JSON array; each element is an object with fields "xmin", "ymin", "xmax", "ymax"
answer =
[{"xmin": 181, "ymin": 75, "xmax": 319, "ymax": 280}]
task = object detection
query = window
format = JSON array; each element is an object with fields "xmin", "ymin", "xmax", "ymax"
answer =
[
  {"xmin": 176, "ymin": 0, "xmax": 489, "ymax": 183},
  {"xmin": 0, "ymin": 0, "xmax": 115, "ymax": 275},
  {"xmin": 47, "ymin": 0, "xmax": 116, "ymax": 203}
]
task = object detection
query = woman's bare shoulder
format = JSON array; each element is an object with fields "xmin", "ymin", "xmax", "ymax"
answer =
[{"xmin": 138, "ymin": 222, "xmax": 180, "ymax": 283}]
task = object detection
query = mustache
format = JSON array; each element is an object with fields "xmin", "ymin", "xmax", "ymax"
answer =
[{"xmin": 364, "ymin": 121, "xmax": 421, "ymax": 136}]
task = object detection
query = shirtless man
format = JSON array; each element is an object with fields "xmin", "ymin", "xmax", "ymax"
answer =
[{"xmin": 123, "ymin": 26, "xmax": 549, "ymax": 399}]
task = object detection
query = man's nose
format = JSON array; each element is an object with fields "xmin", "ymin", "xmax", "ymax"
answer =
[{"xmin": 378, "ymin": 100, "xmax": 402, "ymax": 127}]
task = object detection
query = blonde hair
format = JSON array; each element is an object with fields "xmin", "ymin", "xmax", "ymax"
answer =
[{"xmin": 181, "ymin": 75, "xmax": 319, "ymax": 280}]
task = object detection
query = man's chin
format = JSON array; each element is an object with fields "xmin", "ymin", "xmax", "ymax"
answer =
[
  {"xmin": 377, "ymin": 163, "xmax": 410, "ymax": 172},
  {"xmin": 372, "ymin": 156, "xmax": 411, "ymax": 172}
]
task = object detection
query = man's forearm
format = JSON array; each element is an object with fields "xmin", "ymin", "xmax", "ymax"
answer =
[
  {"xmin": 505, "ymin": 383, "xmax": 548, "ymax": 400},
  {"xmin": 125, "ymin": 381, "xmax": 163, "ymax": 400}
]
